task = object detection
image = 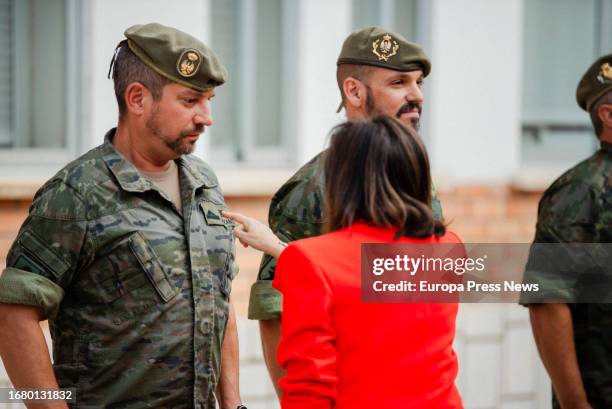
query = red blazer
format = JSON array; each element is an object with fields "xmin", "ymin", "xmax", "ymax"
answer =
[{"xmin": 273, "ymin": 222, "xmax": 464, "ymax": 409}]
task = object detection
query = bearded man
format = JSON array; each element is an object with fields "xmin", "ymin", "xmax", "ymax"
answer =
[{"xmin": 247, "ymin": 26, "xmax": 444, "ymax": 397}]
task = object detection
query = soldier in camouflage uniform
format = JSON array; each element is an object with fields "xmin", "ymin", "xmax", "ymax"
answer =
[
  {"xmin": 0, "ymin": 23, "xmax": 245, "ymax": 409},
  {"xmin": 523, "ymin": 54, "xmax": 612, "ymax": 409},
  {"xmin": 247, "ymin": 27, "xmax": 444, "ymax": 395}
]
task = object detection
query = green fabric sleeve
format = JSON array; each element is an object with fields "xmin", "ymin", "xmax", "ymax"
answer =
[
  {"xmin": 520, "ymin": 182, "xmax": 597, "ymax": 305},
  {"xmin": 0, "ymin": 267, "xmax": 65, "ymax": 318},
  {"xmin": 248, "ymin": 280, "xmax": 282, "ymax": 320}
]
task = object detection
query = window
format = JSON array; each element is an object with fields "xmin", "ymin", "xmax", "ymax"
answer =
[
  {"xmin": 210, "ymin": 0, "xmax": 293, "ymax": 166},
  {"xmin": 521, "ymin": 0, "xmax": 612, "ymax": 169},
  {"xmin": 352, "ymin": 0, "xmax": 420, "ymax": 43},
  {"xmin": 0, "ymin": 0, "xmax": 82, "ymax": 174}
]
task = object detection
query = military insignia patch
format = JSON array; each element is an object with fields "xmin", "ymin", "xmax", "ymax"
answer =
[
  {"xmin": 598, "ymin": 62, "xmax": 612, "ymax": 84},
  {"xmin": 372, "ymin": 34, "xmax": 399, "ymax": 62},
  {"xmin": 177, "ymin": 49, "xmax": 202, "ymax": 77},
  {"xmin": 200, "ymin": 202, "xmax": 235, "ymax": 227},
  {"xmin": 207, "ymin": 209, "xmax": 220, "ymax": 220}
]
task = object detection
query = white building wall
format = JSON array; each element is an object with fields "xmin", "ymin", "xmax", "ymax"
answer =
[
  {"xmin": 428, "ymin": 0, "xmax": 524, "ymax": 185},
  {"xmin": 0, "ymin": 0, "xmax": 527, "ymax": 187}
]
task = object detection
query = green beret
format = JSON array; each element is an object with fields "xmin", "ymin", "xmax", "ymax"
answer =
[
  {"xmin": 123, "ymin": 23, "xmax": 226, "ymax": 91},
  {"xmin": 337, "ymin": 26, "xmax": 431, "ymax": 76},
  {"xmin": 576, "ymin": 53, "xmax": 612, "ymax": 111}
]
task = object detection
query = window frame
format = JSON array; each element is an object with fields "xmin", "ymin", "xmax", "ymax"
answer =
[
  {"xmin": 0, "ymin": 0, "xmax": 85, "ymax": 177},
  {"xmin": 519, "ymin": 0, "xmax": 612, "ymax": 171},
  {"xmin": 208, "ymin": 0, "xmax": 297, "ymax": 168}
]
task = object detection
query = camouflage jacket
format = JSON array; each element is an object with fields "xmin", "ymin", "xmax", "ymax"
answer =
[
  {"xmin": 0, "ymin": 129, "xmax": 237, "ymax": 409},
  {"xmin": 523, "ymin": 141, "xmax": 612, "ymax": 409},
  {"xmin": 248, "ymin": 150, "xmax": 444, "ymax": 320}
]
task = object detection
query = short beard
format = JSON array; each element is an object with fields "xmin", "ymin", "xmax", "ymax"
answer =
[
  {"xmin": 165, "ymin": 134, "xmax": 195, "ymax": 156},
  {"xmin": 364, "ymin": 85, "xmax": 421, "ymax": 130},
  {"xmin": 396, "ymin": 101, "xmax": 422, "ymax": 131},
  {"xmin": 146, "ymin": 106, "xmax": 198, "ymax": 156},
  {"xmin": 364, "ymin": 84, "xmax": 382, "ymax": 118}
]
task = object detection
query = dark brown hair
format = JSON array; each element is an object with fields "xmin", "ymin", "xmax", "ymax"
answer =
[
  {"xmin": 324, "ymin": 115, "xmax": 445, "ymax": 238},
  {"xmin": 112, "ymin": 41, "xmax": 172, "ymax": 117}
]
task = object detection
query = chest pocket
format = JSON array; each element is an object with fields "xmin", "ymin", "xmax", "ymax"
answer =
[
  {"xmin": 88, "ymin": 232, "xmax": 178, "ymax": 306},
  {"xmin": 128, "ymin": 232, "xmax": 178, "ymax": 302},
  {"xmin": 199, "ymin": 201, "xmax": 236, "ymax": 296}
]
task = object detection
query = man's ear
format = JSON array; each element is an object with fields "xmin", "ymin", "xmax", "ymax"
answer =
[
  {"xmin": 598, "ymin": 103, "xmax": 612, "ymax": 129},
  {"xmin": 342, "ymin": 77, "xmax": 367, "ymax": 109},
  {"xmin": 124, "ymin": 82, "xmax": 150, "ymax": 116}
]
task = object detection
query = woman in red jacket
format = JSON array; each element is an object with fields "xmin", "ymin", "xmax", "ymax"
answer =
[{"xmin": 225, "ymin": 116, "xmax": 463, "ymax": 409}]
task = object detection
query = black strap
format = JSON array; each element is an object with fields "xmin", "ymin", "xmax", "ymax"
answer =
[{"xmin": 107, "ymin": 39, "xmax": 128, "ymax": 79}]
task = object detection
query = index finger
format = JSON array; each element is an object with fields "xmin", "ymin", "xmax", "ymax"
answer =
[{"xmin": 221, "ymin": 210, "xmax": 250, "ymax": 225}]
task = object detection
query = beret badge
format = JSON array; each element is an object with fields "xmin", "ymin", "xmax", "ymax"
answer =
[
  {"xmin": 372, "ymin": 34, "xmax": 399, "ymax": 62},
  {"xmin": 597, "ymin": 62, "xmax": 612, "ymax": 84},
  {"xmin": 177, "ymin": 49, "xmax": 202, "ymax": 78}
]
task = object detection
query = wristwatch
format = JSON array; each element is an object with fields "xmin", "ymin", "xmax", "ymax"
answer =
[{"xmin": 236, "ymin": 406, "xmax": 248, "ymax": 409}]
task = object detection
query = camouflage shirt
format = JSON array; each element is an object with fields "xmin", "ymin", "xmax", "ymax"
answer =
[
  {"xmin": 0, "ymin": 129, "xmax": 238, "ymax": 409},
  {"xmin": 248, "ymin": 150, "xmax": 444, "ymax": 320},
  {"xmin": 523, "ymin": 141, "xmax": 612, "ymax": 409}
]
